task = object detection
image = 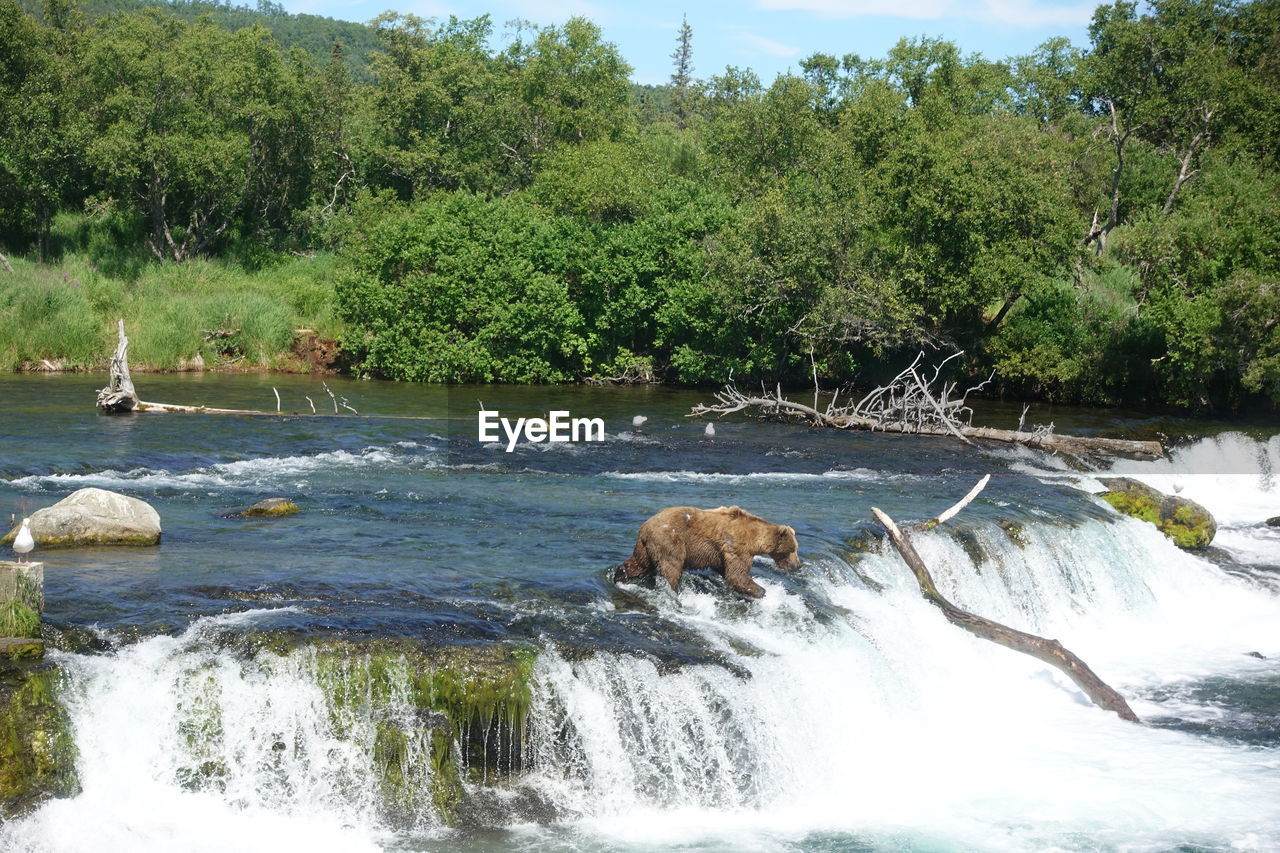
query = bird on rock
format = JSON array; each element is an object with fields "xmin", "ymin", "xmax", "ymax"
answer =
[
  {"xmin": 704, "ymin": 422, "xmax": 715, "ymax": 437},
  {"xmin": 13, "ymin": 517, "xmax": 33, "ymax": 564},
  {"xmin": 632, "ymin": 415, "xmax": 648, "ymax": 428}
]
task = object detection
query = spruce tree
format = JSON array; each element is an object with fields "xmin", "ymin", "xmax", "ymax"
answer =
[{"xmin": 670, "ymin": 14, "xmax": 693, "ymax": 128}]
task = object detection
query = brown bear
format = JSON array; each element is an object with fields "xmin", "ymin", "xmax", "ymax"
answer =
[{"xmin": 613, "ymin": 505, "xmax": 801, "ymax": 598}]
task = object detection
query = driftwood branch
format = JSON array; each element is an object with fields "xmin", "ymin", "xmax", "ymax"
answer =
[
  {"xmin": 689, "ymin": 353, "xmax": 1162, "ymax": 460},
  {"xmin": 95, "ymin": 320, "xmax": 139, "ymax": 413},
  {"xmin": 871, "ymin": 485, "xmax": 1139, "ymax": 723},
  {"xmin": 917, "ymin": 474, "xmax": 989, "ymax": 531}
]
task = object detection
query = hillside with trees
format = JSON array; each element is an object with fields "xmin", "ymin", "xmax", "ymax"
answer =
[{"xmin": 1, "ymin": 0, "xmax": 1277, "ymax": 409}]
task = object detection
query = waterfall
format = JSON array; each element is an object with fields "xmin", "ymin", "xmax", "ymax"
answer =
[
  {"xmin": 4, "ymin": 434, "xmax": 1278, "ymax": 852},
  {"xmin": 520, "ymin": 511, "xmax": 1280, "ymax": 849}
]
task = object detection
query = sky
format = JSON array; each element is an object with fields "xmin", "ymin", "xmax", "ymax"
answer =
[{"xmin": 278, "ymin": 0, "xmax": 1100, "ymax": 85}]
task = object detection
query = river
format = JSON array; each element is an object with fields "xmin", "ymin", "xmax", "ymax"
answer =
[{"xmin": 1, "ymin": 373, "xmax": 1277, "ymax": 852}]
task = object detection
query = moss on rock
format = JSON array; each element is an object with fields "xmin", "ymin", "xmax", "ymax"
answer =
[
  {"xmin": 304, "ymin": 639, "xmax": 537, "ymax": 827},
  {"xmin": 1098, "ymin": 477, "xmax": 1216, "ymax": 549},
  {"xmin": 998, "ymin": 519, "xmax": 1029, "ymax": 547},
  {"xmin": 223, "ymin": 498, "xmax": 301, "ymax": 519},
  {"xmin": 0, "ymin": 664, "xmax": 79, "ymax": 818}
]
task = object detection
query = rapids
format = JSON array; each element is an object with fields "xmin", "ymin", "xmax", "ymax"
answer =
[{"xmin": 0, "ymin": 374, "xmax": 1276, "ymax": 852}]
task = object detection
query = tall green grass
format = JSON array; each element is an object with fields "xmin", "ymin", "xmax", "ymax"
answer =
[{"xmin": 0, "ymin": 214, "xmax": 342, "ymax": 371}]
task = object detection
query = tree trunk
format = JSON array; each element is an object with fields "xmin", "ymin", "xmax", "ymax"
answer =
[
  {"xmin": 95, "ymin": 319, "xmax": 139, "ymax": 413},
  {"xmin": 1162, "ymin": 127, "xmax": 1207, "ymax": 215},
  {"xmin": 871, "ymin": 496, "xmax": 1140, "ymax": 723},
  {"xmin": 0, "ymin": 251, "xmax": 12, "ymax": 273},
  {"xmin": 1083, "ymin": 100, "xmax": 1131, "ymax": 255}
]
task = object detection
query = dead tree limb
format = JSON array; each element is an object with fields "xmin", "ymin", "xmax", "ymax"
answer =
[
  {"xmin": 871, "ymin": 489, "xmax": 1140, "ymax": 723},
  {"xmin": 688, "ymin": 352, "xmax": 1163, "ymax": 461},
  {"xmin": 0, "ymin": 251, "xmax": 13, "ymax": 273},
  {"xmin": 917, "ymin": 474, "xmax": 990, "ymax": 531},
  {"xmin": 96, "ymin": 319, "xmax": 139, "ymax": 413}
]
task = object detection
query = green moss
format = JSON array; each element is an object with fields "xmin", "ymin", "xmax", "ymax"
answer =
[
  {"xmin": 1100, "ymin": 491, "xmax": 1162, "ymax": 525},
  {"xmin": 238, "ymin": 500, "xmax": 300, "ymax": 518},
  {"xmin": 954, "ymin": 529, "xmax": 987, "ymax": 570},
  {"xmin": 3, "ymin": 532, "xmax": 160, "ymax": 547},
  {"xmin": 1101, "ymin": 490, "xmax": 1214, "ymax": 549},
  {"xmin": 1160, "ymin": 504, "xmax": 1215, "ymax": 549},
  {"xmin": 0, "ymin": 640, "xmax": 45, "ymax": 664},
  {"xmin": 0, "ymin": 667, "xmax": 79, "ymax": 818},
  {"xmin": 306, "ymin": 639, "xmax": 538, "ymax": 827}
]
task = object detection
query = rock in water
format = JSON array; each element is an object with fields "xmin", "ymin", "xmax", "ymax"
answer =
[
  {"xmin": 222, "ymin": 498, "xmax": 301, "ymax": 519},
  {"xmin": 1096, "ymin": 477, "xmax": 1216, "ymax": 549},
  {"xmin": 2, "ymin": 488, "xmax": 161, "ymax": 547},
  {"xmin": 1266, "ymin": 516, "xmax": 1280, "ymax": 528}
]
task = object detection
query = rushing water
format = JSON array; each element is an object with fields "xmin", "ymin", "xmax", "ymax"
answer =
[{"xmin": 0, "ymin": 374, "xmax": 1277, "ymax": 852}]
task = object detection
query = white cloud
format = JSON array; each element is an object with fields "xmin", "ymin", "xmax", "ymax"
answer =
[
  {"xmin": 495, "ymin": 0, "xmax": 613, "ymax": 26},
  {"xmin": 756, "ymin": 0, "xmax": 1096, "ymax": 28},
  {"xmin": 757, "ymin": 0, "xmax": 952, "ymax": 18},
  {"xmin": 734, "ymin": 31, "xmax": 804, "ymax": 57},
  {"xmin": 977, "ymin": 0, "xmax": 1096, "ymax": 27}
]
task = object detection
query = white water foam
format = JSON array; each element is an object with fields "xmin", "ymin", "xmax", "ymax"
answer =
[
  {"xmin": 1107, "ymin": 432, "xmax": 1279, "ymax": 527},
  {"xmin": 524, "ymin": 513, "xmax": 1280, "ymax": 851},
  {"xmin": 603, "ymin": 469, "xmax": 907, "ymax": 484},
  {"xmin": 0, "ymin": 609, "xmax": 437, "ymax": 853},
  {"xmin": 1003, "ymin": 432, "xmax": 1280, "ymax": 567},
  {"xmin": 9, "ymin": 446, "xmax": 410, "ymax": 493}
]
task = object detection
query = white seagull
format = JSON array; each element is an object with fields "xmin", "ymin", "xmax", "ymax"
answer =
[
  {"xmin": 632, "ymin": 415, "xmax": 648, "ymax": 428},
  {"xmin": 1172, "ymin": 479, "xmax": 1185, "ymax": 494},
  {"xmin": 704, "ymin": 422, "xmax": 715, "ymax": 437},
  {"xmin": 13, "ymin": 517, "xmax": 34, "ymax": 564}
]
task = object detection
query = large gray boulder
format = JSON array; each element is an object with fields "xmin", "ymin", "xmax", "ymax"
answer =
[{"xmin": 3, "ymin": 488, "xmax": 161, "ymax": 548}]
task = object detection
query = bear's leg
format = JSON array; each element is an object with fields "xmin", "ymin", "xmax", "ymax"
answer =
[
  {"xmin": 723, "ymin": 554, "xmax": 766, "ymax": 598},
  {"xmin": 655, "ymin": 555, "xmax": 685, "ymax": 593}
]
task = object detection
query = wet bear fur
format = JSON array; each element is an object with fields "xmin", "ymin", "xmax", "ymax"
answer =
[{"xmin": 613, "ymin": 505, "xmax": 801, "ymax": 598}]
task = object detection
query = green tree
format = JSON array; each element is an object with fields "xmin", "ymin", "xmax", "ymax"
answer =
[
  {"xmin": 501, "ymin": 16, "xmax": 634, "ymax": 176},
  {"xmin": 367, "ymin": 14, "xmax": 505, "ymax": 197},
  {"xmin": 670, "ymin": 14, "xmax": 693, "ymax": 128},
  {"xmin": 1011, "ymin": 37, "xmax": 1083, "ymax": 124},
  {"xmin": 0, "ymin": 0, "xmax": 86, "ymax": 258},
  {"xmin": 336, "ymin": 192, "xmax": 587, "ymax": 382},
  {"xmin": 78, "ymin": 9, "xmax": 314, "ymax": 261}
]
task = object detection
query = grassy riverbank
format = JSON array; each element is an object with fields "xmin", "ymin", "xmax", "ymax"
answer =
[{"xmin": 0, "ymin": 220, "xmax": 342, "ymax": 374}]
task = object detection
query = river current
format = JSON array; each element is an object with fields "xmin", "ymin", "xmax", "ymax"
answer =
[{"xmin": 0, "ymin": 373, "xmax": 1277, "ymax": 852}]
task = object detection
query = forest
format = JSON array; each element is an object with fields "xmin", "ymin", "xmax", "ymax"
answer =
[{"xmin": 1, "ymin": 0, "xmax": 1277, "ymax": 409}]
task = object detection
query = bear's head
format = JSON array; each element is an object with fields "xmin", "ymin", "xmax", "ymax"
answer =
[{"xmin": 769, "ymin": 524, "xmax": 801, "ymax": 571}]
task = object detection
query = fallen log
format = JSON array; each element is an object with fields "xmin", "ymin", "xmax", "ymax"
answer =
[
  {"xmin": 90, "ymin": 320, "xmax": 466, "ymax": 421},
  {"xmin": 689, "ymin": 354, "xmax": 1163, "ymax": 460},
  {"xmin": 871, "ymin": 479, "xmax": 1140, "ymax": 723}
]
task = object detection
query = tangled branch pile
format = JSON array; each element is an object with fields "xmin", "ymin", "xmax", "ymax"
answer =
[{"xmin": 690, "ymin": 352, "xmax": 1163, "ymax": 460}]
